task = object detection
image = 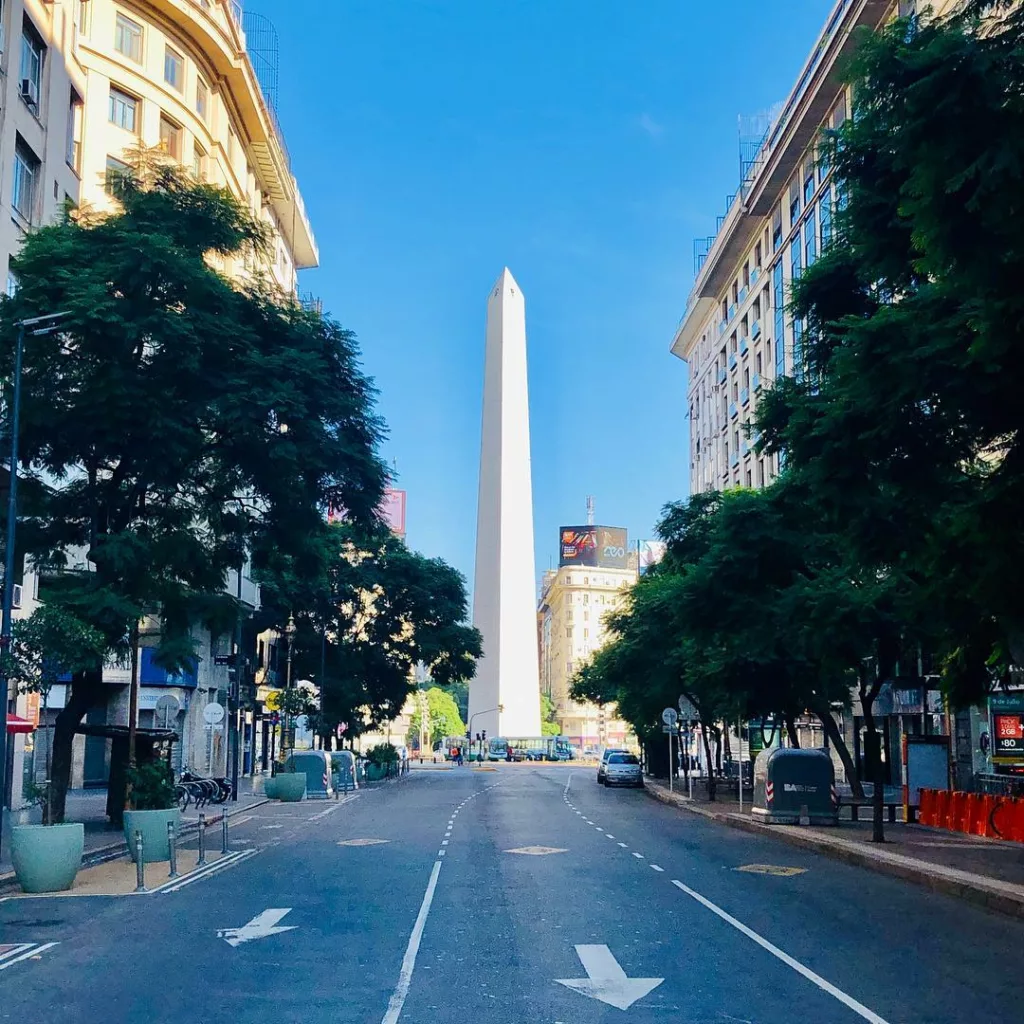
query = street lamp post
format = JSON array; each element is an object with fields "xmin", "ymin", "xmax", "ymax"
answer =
[
  {"xmin": 468, "ymin": 705, "xmax": 502, "ymax": 761},
  {"xmin": 0, "ymin": 312, "xmax": 69, "ymax": 858},
  {"xmin": 282, "ymin": 613, "xmax": 295, "ymax": 753}
]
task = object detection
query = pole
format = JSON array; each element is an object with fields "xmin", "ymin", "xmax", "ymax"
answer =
[
  {"xmin": 167, "ymin": 821, "xmax": 179, "ymax": 879},
  {"xmin": 668, "ymin": 728, "xmax": 673, "ymax": 794},
  {"xmin": 134, "ymin": 831, "xmax": 146, "ymax": 892},
  {"xmin": 737, "ymin": 716, "xmax": 743, "ymax": 814},
  {"xmin": 126, "ymin": 622, "xmax": 140, "ymax": 771},
  {"xmin": 197, "ymin": 812, "xmax": 207, "ymax": 866},
  {"xmin": 230, "ymin": 562, "xmax": 242, "ymax": 802},
  {"xmin": 284, "ymin": 613, "xmax": 294, "ymax": 752},
  {"xmin": 0, "ymin": 322, "xmax": 24, "ymax": 856}
]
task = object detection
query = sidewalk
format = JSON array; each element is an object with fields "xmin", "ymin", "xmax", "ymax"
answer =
[
  {"xmin": 0, "ymin": 779, "xmax": 269, "ymax": 885},
  {"xmin": 645, "ymin": 779, "xmax": 1024, "ymax": 920}
]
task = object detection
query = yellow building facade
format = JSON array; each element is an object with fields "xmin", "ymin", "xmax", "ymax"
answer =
[{"xmin": 538, "ymin": 564, "xmax": 634, "ymax": 751}]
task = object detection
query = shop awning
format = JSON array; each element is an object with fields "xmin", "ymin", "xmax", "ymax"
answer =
[{"xmin": 6, "ymin": 715, "xmax": 34, "ymax": 734}]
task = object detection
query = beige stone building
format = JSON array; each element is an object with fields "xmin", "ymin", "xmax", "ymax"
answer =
[{"xmin": 538, "ymin": 564, "xmax": 634, "ymax": 751}]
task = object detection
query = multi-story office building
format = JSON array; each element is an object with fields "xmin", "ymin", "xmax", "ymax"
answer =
[
  {"xmin": 672, "ymin": 0, "xmax": 951, "ymax": 497},
  {"xmin": 538, "ymin": 561, "xmax": 634, "ymax": 751}
]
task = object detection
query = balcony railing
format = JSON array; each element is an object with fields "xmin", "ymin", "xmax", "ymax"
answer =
[
  {"xmin": 751, "ymin": 319, "xmax": 761, "ymax": 339},
  {"xmin": 752, "ymin": 372, "xmax": 761, "ymax": 391},
  {"xmin": 738, "ymin": 286, "xmax": 748, "ymax": 303},
  {"xmin": 740, "ymin": 387, "xmax": 750, "ymax": 406},
  {"xmin": 717, "ymin": 367, "xmax": 727, "ymax": 385},
  {"xmin": 730, "ymin": 451, "xmax": 740, "ymax": 469},
  {"xmin": 729, "ymin": 402, "xmax": 738, "ymax": 420},
  {"xmin": 739, "ymin": 336, "xmax": 749, "ymax": 355},
  {"xmin": 728, "ymin": 303, "xmax": 737, "ymax": 321},
  {"xmin": 728, "ymin": 352, "xmax": 737, "ymax": 371},
  {"xmin": 751, "ymin": 267, "xmax": 761, "ymax": 285}
]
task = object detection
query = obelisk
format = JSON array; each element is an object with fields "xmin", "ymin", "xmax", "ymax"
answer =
[{"xmin": 468, "ymin": 268, "xmax": 542, "ymax": 740}]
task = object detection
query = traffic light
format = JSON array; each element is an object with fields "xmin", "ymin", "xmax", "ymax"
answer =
[
  {"xmin": 482, "ymin": 730, "xmax": 487, "ymax": 742},
  {"xmin": 475, "ymin": 733, "xmax": 480, "ymax": 742}
]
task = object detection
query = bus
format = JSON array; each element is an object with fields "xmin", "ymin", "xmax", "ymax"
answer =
[{"xmin": 485, "ymin": 735, "xmax": 574, "ymax": 761}]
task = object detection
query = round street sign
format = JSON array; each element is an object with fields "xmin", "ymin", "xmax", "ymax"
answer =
[
  {"xmin": 662, "ymin": 707, "xmax": 678, "ymax": 727},
  {"xmin": 203, "ymin": 701, "xmax": 225, "ymax": 727}
]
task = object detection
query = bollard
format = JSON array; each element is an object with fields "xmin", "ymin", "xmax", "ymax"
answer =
[
  {"xmin": 167, "ymin": 821, "xmax": 180, "ymax": 879},
  {"xmin": 197, "ymin": 812, "xmax": 207, "ymax": 866},
  {"xmin": 134, "ymin": 831, "xmax": 147, "ymax": 892},
  {"xmin": 221, "ymin": 813, "xmax": 229, "ymax": 855}
]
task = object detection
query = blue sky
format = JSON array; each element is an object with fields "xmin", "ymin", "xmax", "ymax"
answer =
[{"xmin": 248, "ymin": 0, "xmax": 832, "ymax": 594}]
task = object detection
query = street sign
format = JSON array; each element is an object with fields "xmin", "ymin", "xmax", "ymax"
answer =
[
  {"xmin": 678, "ymin": 696, "xmax": 698, "ymax": 721},
  {"xmin": 203, "ymin": 702, "xmax": 225, "ymax": 727},
  {"xmin": 661, "ymin": 707, "xmax": 678, "ymax": 727},
  {"xmin": 214, "ymin": 655, "xmax": 232, "ymax": 666},
  {"xmin": 662, "ymin": 724, "xmax": 677, "ymax": 734}
]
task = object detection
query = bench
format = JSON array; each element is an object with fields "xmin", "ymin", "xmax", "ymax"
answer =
[{"xmin": 839, "ymin": 798, "xmax": 916, "ymax": 824}]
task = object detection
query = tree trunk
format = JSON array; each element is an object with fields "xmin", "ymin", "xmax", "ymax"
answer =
[
  {"xmin": 700, "ymin": 720, "xmax": 716, "ymax": 802},
  {"xmin": 48, "ymin": 673, "xmax": 101, "ymax": 824},
  {"xmin": 812, "ymin": 701, "xmax": 864, "ymax": 799},
  {"xmin": 784, "ymin": 715, "xmax": 800, "ymax": 748},
  {"xmin": 860, "ymin": 672, "xmax": 885, "ymax": 843}
]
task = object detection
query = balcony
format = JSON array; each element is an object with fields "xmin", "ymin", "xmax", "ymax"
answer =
[
  {"xmin": 728, "ymin": 352, "xmax": 737, "ymax": 371},
  {"xmin": 718, "ymin": 320, "xmax": 727, "ymax": 337},
  {"xmin": 751, "ymin": 319, "xmax": 761, "ymax": 339},
  {"xmin": 738, "ymin": 285, "xmax": 748, "ymax": 303},
  {"xmin": 717, "ymin": 367, "xmax": 727, "ymax": 385},
  {"xmin": 751, "ymin": 267, "xmax": 761, "ymax": 285},
  {"xmin": 740, "ymin": 387, "xmax": 750, "ymax": 406},
  {"xmin": 752, "ymin": 372, "xmax": 761, "ymax": 391},
  {"xmin": 730, "ymin": 451, "xmax": 740, "ymax": 469},
  {"xmin": 729, "ymin": 402, "xmax": 738, "ymax": 420},
  {"xmin": 728, "ymin": 303, "xmax": 737, "ymax": 321},
  {"xmin": 739, "ymin": 335, "xmax": 749, "ymax": 356},
  {"xmin": 742, "ymin": 440, "xmax": 750, "ymax": 457}
]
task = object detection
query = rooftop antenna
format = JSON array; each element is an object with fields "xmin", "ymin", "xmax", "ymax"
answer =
[{"xmin": 586, "ymin": 495, "xmax": 595, "ymax": 526}]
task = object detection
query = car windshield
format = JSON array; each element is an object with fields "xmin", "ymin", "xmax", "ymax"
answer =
[{"xmin": 608, "ymin": 754, "xmax": 639, "ymax": 765}]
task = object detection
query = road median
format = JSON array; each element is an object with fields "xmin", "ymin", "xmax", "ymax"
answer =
[{"xmin": 645, "ymin": 780, "xmax": 1024, "ymax": 920}]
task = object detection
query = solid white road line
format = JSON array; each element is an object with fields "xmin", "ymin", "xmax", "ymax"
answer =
[
  {"xmin": 0, "ymin": 942, "xmax": 58, "ymax": 970},
  {"xmin": 381, "ymin": 859, "xmax": 443, "ymax": 1024},
  {"xmin": 670, "ymin": 880, "xmax": 890, "ymax": 1023}
]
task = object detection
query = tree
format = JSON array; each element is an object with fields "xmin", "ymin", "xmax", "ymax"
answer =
[
  {"xmin": 6, "ymin": 606, "xmax": 106, "ymax": 822},
  {"xmin": 408, "ymin": 687, "xmax": 465, "ymax": 748},
  {"xmin": 287, "ymin": 523, "xmax": 482, "ymax": 747},
  {"xmin": 0, "ymin": 156, "xmax": 387, "ymax": 819},
  {"xmin": 540, "ymin": 692, "xmax": 561, "ymax": 736}
]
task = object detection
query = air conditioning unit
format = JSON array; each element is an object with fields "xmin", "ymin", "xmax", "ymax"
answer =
[
  {"xmin": 20, "ymin": 79, "xmax": 38, "ymax": 107},
  {"xmin": 12, "ymin": 583, "xmax": 22, "ymax": 609}
]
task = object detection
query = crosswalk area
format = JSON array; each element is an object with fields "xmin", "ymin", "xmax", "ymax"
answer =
[{"xmin": 0, "ymin": 942, "xmax": 58, "ymax": 972}]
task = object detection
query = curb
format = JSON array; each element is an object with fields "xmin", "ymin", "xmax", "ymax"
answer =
[
  {"xmin": 644, "ymin": 783, "xmax": 1024, "ymax": 921},
  {"xmin": 0, "ymin": 797, "xmax": 270, "ymax": 896}
]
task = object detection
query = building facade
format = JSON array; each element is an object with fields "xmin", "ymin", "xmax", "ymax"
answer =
[
  {"xmin": 538, "ymin": 563, "xmax": 634, "ymax": 751},
  {"xmin": 8, "ymin": 1, "xmax": 317, "ymax": 808}
]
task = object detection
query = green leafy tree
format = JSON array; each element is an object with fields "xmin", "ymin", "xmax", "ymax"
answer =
[
  {"xmin": 408, "ymin": 687, "xmax": 465, "ymax": 748},
  {"xmin": 287, "ymin": 524, "xmax": 482, "ymax": 747},
  {"xmin": 0, "ymin": 156, "xmax": 386, "ymax": 820},
  {"xmin": 540, "ymin": 692, "xmax": 561, "ymax": 736}
]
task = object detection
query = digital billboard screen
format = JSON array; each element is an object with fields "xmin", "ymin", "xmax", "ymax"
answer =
[{"xmin": 559, "ymin": 525, "xmax": 629, "ymax": 569}]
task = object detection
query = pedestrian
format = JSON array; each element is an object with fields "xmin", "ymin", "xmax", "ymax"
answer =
[
  {"xmin": 456, "ymin": 746, "xmax": 464, "ymax": 767},
  {"xmin": 506, "ymin": 745, "xmax": 513, "ymax": 763}
]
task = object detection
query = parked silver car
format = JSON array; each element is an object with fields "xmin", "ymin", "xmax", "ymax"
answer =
[
  {"xmin": 597, "ymin": 747, "xmax": 629, "ymax": 784},
  {"xmin": 600, "ymin": 752, "xmax": 643, "ymax": 788}
]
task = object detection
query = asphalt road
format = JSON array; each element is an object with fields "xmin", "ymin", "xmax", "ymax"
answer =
[{"xmin": 1, "ymin": 765, "xmax": 1022, "ymax": 1023}]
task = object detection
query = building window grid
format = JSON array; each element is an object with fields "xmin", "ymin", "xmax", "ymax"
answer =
[
  {"xmin": 20, "ymin": 25, "xmax": 44, "ymax": 99},
  {"xmin": 109, "ymin": 85, "xmax": 139, "ymax": 132},
  {"xmin": 164, "ymin": 45, "xmax": 184, "ymax": 92},
  {"xmin": 12, "ymin": 142, "xmax": 37, "ymax": 222},
  {"xmin": 114, "ymin": 13, "xmax": 143, "ymax": 63}
]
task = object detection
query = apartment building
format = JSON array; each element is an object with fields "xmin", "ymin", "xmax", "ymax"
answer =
[
  {"xmin": 8, "ymin": 1, "xmax": 318, "ymax": 806},
  {"xmin": 671, "ymin": 0, "xmax": 952, "ymax": 497},
  {"xmin": 538, "ymin": 564, "xmax": 634, "ymax": 751}
]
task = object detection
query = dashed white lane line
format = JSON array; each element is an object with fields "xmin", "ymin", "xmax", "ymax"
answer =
[
  {"xmin": 669, "ymin": 880, "xmax": 889, "ymax": 1023},
  {"xmin": 633, "ymin": 852, "xmax": 644, "ymax": 859},
  {"xmin": 618, "ymin": 842, "xmax": 628, "ymax": 848},
  {"xmin": 651, "ymin": 864, "xmax": 664, "ymax": 872},
  {"xmin": 605, "ymin": 833, "xmax": 616, "ymax": 839}
]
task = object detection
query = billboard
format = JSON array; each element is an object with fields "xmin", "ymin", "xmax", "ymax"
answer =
[
  {"xmin": 637, "ymin": 540, "xmax": 667, "ymax": 575},
  {"xmin": 559, "ymin": 525, "xmax": 629, "ymax": 569},
  {"xmin": 328, "ymin": 487, "xmax": 407, "ymax": 539}
]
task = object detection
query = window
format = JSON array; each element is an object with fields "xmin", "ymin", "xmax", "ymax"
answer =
[
  {"xmin": 164, "ymin": 45, "xmax": 184, "ymax": 91},
  {"xmin": 820, "ymin": 186, "xmax": 833, "ymax": 248},
  {"xmin": 192, "ymin": 142, "xmax": 207, "ymax": 180},
  {"xmin": 788, "ymin": 179, "xmax": 801, "ymax": 226},
  {"xmin": 790, "ymin": 235, "xmax": 802, "ymax": 284},
  {"xmin": 20, "ymin": 21, "xmax": 45, "ymax": 102},
  {"xmin": 66, "ymin": 90, "xmax": 83, "ymax": 172},
  {"xmin": 159, "ymin": 115, "xmax": 182, "ymax": 160},
  {"xmin": 566, "ymin": 628, "xmax": 573, "ymax": 639},
  {"xmin": 105, "ymin": 155, "xmax": 129, "ymax": 194},
  {"xmin": 803, "ymin": 162, "xmax": 815, "ymax": 205},
  {"xmin": 771, "ymin": 205, "xmax": 783, "ymax": 252},
  {"xmin": 114, "ymin": 13, "xmax": 143, "ymax": 63},
  {"xmin": 109, "ymin": 86, "xmax": 138, "ymax": 131},
  {"xmin": 6, "ymin": 271, "xmax": 19, "ymax": 298},
  {"xmin": 773, "ymin": 262, "xmax": 785, "ymax": 379},
  {"xmin": 196, "ymin": 77, "xmax": 209, "ymax": 120},
  {"xmin": 804, "ymin": 207, "xmax": 817, "ymax": 268},
  {"xmin": 12, "ymin": 140, "xmax": 39, "ymax": 222}
]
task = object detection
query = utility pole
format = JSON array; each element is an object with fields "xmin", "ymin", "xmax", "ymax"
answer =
[
  {"xmin": 0, "ymin": 312, "xmax": 68, "ymax": 856},
  {"xmin": 229, "ymin": 561, "xmax": 243, "ymax": 801}
]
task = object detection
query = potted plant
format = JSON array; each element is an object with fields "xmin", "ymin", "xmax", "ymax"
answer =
[
  {"xmin": 6, "ymin": 606, "xmax": 105, "ymax": 893},
  {"xmin": 272, "ymin": 762, "xmax": 306, "ymax": 802},
  {"xmin": 123, "ymin": 761, "xmax": 180, "ymax": 862},
  {"xmin": 365, "ymin": 742, "xmax": 399, "ymax": 782}
]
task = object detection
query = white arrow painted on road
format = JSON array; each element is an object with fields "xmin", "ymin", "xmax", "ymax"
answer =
[
  {"xmin": 217, "ymin": 908, "xmax": 296, "ymax": 948},
  {"xmin": 556, "ymin": 944, "xmax": 663, "ymax": 1010}
]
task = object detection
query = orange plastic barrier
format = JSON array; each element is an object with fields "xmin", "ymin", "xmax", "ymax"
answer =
[
  {"xmin": 964, "ymin": 793, "xmax": 983, "ymax": 836},
  {"xmin": 933, "ymin": 789, "xmax": 950, "ymax": 830},
  {"xmin": 918, "ymin": 788, "xmax": 935, "ymax": 827},
  {"xmin": 947, "ymin": 790, "xmax": 968, "ymax": 833},
  {"xmin": 1002, "ymin": 797, "xmax": 1024, "ymax": 843}
]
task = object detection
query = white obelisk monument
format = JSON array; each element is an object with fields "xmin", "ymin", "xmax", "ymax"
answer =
[{"xmin": 468, "ymin": 268, "xmax": 542, "ymax": 741}]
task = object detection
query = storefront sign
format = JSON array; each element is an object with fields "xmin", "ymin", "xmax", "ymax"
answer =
[{"xmin": 989, "ymin": 692, "xmax": 1024, "ymax": 764}]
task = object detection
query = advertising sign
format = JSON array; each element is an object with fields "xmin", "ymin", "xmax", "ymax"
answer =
[
  {"xmin": 596, "ymin": 527, "xmax": 628, "ymax": 568},
  {"xmin": 637, "ymin": 539, "xmax": 667, "ymax": 575},
  {"xmin": 559, "ymin": 526, "xmax": 598, "ymax": 566},
  {"xmin": 989, "ymin": 693, "xmax": 1024, "ymax": 764}
]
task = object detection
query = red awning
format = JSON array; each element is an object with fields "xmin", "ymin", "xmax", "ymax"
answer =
[{"xmin": 6, "ymin": 715, "xmax": 34, "ymax": 734}]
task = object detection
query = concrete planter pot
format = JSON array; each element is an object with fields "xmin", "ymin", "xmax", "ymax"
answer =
[
  {"xmin": 263, "ymin": 776, "xmax": 281, "ymax": 800},
  {"xmin": 123, "ymin": 808, "xmax": 181, "ymax": 863},
  {"xmin": 274, "ymin": 774, "xmax": 306, "ymax": 802},
  {"xmin": 10, "ymin": 823, "xmax": 84, "ymax": 893}
]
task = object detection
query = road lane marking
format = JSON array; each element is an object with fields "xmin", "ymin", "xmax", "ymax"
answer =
[
  {"xmin": 632, "ymin": 852, "xmax": 644, "ymax": 859},
  {"xmin": 338, "ymin": 838, "xmax": 391, "ymax": 847},
  {"xmin": 158, "ymin": 849, "xmax": 258, "ymax": 892},
  {"xmin": 218, "ymin": 908, "xmax": 296, "ymax": 947},
  {"xmin": 650, "ymin": 865, "xmax": 664, "ymax": 872},
  {"xmin": 669, "ymin": 880, "xmax": 890, "ymax": 1023},
  {"xmin": 618, "ymin": 842, "xmax": 628, "ymax": 848},
  {"xmin": 555, "ymin": 944, "xmax": 663, "ymax": 1010},
  {"xmin": 0, "ymin": 942, "xmax": 58, "ymax": 970},
  {"xmin": 735, "ymin": 864, "xmax": 806, "ymax": 877},
  {"xmin": 505, "ymin": 846, "xmax": 568, "ymax": 856},
  {"xmin": 605, "ymin": 833, "xmax": 615, "ymax": 839},
  {"xmin": 381, "ymin": 859, "xmax": 443, "ymax": 1024}
]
